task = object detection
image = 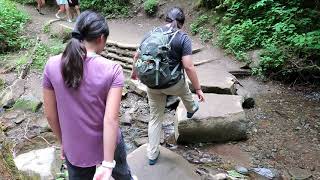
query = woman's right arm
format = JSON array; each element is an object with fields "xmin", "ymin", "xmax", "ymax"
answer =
[{"xmin": 43, "ymin": 89, "xmax": 62, "ymax": 144}]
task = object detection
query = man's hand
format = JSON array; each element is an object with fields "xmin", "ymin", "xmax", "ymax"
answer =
[
  {"xmin": 196, "ymin": 89, "xmax": 205, "ymax": 102},
  {"xmin": 93, "ymin": 166, "xmax": 112, "ymax": 180},
  {"xmin": 131, "ymin": 70, "xmax": 138, "ymax": 80}
]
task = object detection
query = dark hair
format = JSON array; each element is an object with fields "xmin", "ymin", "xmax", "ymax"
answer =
[
  {"xmin": 165, "ymin": 7, "xmax": 185, "ymax": 29},
  {"xmin": 61, "ymin": 10, "xmax": 109, "ymax": 89}
]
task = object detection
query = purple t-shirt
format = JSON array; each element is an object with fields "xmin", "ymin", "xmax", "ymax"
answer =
[{"xmin": 42, "ymin": 53, "xmax": 124, "ymax": 167}]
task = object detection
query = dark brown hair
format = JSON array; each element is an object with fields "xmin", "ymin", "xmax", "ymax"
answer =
[
  {"xmin": 165, "ymin": 7, "xmax": 185, "ymax": 29},
  {"xmin": 61, "ymin": 10, "xmax": 109, "ymax": 89}
]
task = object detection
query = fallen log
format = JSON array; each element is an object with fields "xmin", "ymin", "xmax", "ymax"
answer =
[
  {"xmin": 106, "ymin": 40, "xmax": 138, "ymax": 51},
  {"xmin": 100, "ymin": 52, "xmax": 133, "ymax": 70},
  {"xmin": 194, "ymin": 59, "xmax": 215, "ymax": 66},
  {"xmin": 106, "ymin": 48, "xmax": 134, "ymax": 58}
]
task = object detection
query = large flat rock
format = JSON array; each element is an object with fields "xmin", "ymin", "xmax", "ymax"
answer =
[
  {"xmin": 188, "ymin": 68, "xmax": 237, "ymax": 94},
  {"xmin": 127, "ymin": 144, "xmax": 200, "ymax": 180},
  {"xmin": 175, "ymin": 94, "xmax": 248, "ymax": 143}
]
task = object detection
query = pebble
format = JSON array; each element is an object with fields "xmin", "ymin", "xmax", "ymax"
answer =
[{"xmin": 235, "ymin": 165, "xmax": 249, "ymax": 175}]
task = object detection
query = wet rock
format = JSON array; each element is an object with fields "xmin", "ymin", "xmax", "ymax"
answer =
[
  {"xmin": 127, "ymin": 144, "xmax": 200, "ymax": 180},
  {"xmin": 0, "ymin": 79, "xmax": 25, "ymax": 108},
  {"xmin": 250, "ymin": 168, "xmax": 280, "ymax": 179},
  {"xmin": 188, "ymin": 69, "xmax": 237, "ymax": 94},
  {"xmin": 175, "ymin": 94, "xmax": 248, "ymax": 143},
  {"xmin": 235, "ymin": 84, "xmax": 255, "ymax": 109},
  {"xmin": 127, "ymin": 79, "xmax": 147, "ymax": 97},
  {"xmin": 14, "ymin": 147, "xmax": 61, "ymax": 180},
  {"xmin": 288, "ymin": 167, "xmax": 312, "ymax": 180},
  {"xmin": 133, "ymin": 137, "xmax": 148, "ymax": 147}
]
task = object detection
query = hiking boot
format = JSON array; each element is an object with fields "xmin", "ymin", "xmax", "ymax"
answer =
[
  {"xmin": 187, "ymin": 103, "xmax": 199, "ymax": 118},
  {"xmin": 148, "ymin": 152, "xmax": 160, "ymax": 165},
  {"xmin": 67, "ymin": 19, "xmax": 72, "ymax": 23}
]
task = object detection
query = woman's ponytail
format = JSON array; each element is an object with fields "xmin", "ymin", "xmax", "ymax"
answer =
[
  {"xmin": 60, "ymin": 10, "xmax": 109, "ymax": 89},
  {"xmin": 61, "ymin": 37, "xmax": 86, "ymax": 89}
]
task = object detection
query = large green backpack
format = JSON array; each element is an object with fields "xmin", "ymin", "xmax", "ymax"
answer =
[{"xmin": 135, "ymin": 27, "xmax": 182, "ymax": 88}]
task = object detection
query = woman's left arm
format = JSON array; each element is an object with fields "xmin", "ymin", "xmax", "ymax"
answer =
[{"xmin": 43, "ymin": 89, "xmax": 62, "ymax": 144}]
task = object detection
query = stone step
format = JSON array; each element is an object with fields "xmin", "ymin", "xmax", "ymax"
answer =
[
  {"xmin": 188, "ymin": 68, "xmax": 237, "ymax": 94},
  {"xmin": 175, "ymin": 94, "xmax": 248, "ymax": 143},
  {"xmin": 127, "ymin": 144, "xmax": 200, "ymax": 180}
]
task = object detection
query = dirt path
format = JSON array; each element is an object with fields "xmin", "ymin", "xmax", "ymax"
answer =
[{"xmin": 1, "ymin": 3, "xmax": 320, "ymax": 180}]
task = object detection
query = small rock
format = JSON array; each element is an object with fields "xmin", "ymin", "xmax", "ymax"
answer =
[
  {"xmin": 127, "ymin": 79, "xmax": 147, "ymax": 97},
  {"xmin": 288, "ymin": 167, "xmax": 312, "ymax": 180},
  {"xmin": 0, "ymin": 79, "xmax": 25, "ymax": 108},
  {"xmin": 295, "ymin": 126, "xmax": 302, "ymax": 131},
  {"xmin": 1, "ymin": 120, "xmax": 15, "ymax": 131},
  {"xmin": 133, "ymin": 137, "xmax": 148, "ymax": 147},
  {"xmin": 14, "ymin": 115, "xmax": 26, "ymax": 124},
  {"xmin": 235, "ymin": 165, "xmax": 249, "ymax": 175},
  {"xmin": 251, "ymin": 168, "xmax": 280, "ymax": 179},
  {"xmin": 207, "ymin": 173, "xmax": 228, "ymax": 180},
  {"xmin": 3, "ymin": 111, "xmax": 19, "ymax": 119},
  {"xmin": 121, "ymin": 112, "xmax": 132, "ymax": 125}
]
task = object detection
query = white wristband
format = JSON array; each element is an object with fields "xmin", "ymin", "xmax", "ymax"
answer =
[{"xmin": 101, "ymin": 160, "xmax": 116, "ymax": 169}]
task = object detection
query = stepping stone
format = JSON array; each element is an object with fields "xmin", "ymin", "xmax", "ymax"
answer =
[
  {"xmin": 127, "ymin": 79, "xmax": 147, "ymax": 97},
  {"xmin": 127, "ymin": 144, "xmax": 200, "ymax": 180},
  {"xmin": 175, "ymin": 94, "xmax": 248, "ymax": 143},
  {"xmin": 188, "ymin": 68, "xmax": 237, "ymax": 94},
  {"xmin": 14, "ymin": 147, "xmax": 61, "ymax": 179}
]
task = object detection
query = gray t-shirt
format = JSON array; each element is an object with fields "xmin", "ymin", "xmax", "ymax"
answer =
[{"xmin": 140, "ymin": 26, "xmax": 192, "ymax": 88}]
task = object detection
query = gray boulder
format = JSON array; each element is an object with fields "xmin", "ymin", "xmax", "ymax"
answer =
[
  {"xmin": 127, "ymin": 144, "xmax": 200, "ymax": 180},
  {"xmin": 14, "ymin": 147, "xmax": 61, "ymax": 180},
  {"xmin": 175, "ymin": 94, "xmax": 248, "ymax": 143},
  {"xmin": 127, "ymin": 79, "xmax": 147, "ymax": 97},
  {"xmin": 188, "ymin": 69, "xmax": 237, "ymax": 94},
  {"xmin": 0, "ymin": 79, "xmax": 25, "ymax": 108}
]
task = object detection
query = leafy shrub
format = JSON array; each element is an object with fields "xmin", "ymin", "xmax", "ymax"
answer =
[
  {"xmin": 0, "ymin": 0, "xmax": 29, "ymax": 53},
  {"xmin": 197, "ymin": 0, "xmax": 320, "ymax": 82},
  {"xmin": 80, "ymin": 0, "xmax": 130, "ymax": 17},
  {"xmin": 144, "ymin": 0, "xmax": 158, "ymax": 15},
  {"xmin": 11, "ymin": 0, "xmax": 33, "ymax": 4},
  {"xmin": 190, "ymin": 15, "xmax": 214, "ymax": 43}
]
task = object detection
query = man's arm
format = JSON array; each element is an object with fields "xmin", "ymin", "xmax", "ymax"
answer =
[{"xmin": 182, "ymin": 55, "xmax": 205, "ymax": 102}]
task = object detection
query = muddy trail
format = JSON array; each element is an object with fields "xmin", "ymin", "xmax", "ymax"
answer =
[{"xmin": 0, "ymin": 2, "xmax": 320, "ymax": 180}]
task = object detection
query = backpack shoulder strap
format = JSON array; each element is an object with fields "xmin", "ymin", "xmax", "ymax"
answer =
[{"xmin": 167, "ymin": 29, "xmax": 180, "ymax": 45}]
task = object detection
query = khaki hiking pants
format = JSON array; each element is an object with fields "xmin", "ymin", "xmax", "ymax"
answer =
[{"xmin": 147, "ymin": 78, "xmax": 197, "ymax": 160}]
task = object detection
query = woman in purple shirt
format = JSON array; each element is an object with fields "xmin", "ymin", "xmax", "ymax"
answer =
[{"xmin": 43, "ymin": 11, "xmax": 135, "ymax": 180}]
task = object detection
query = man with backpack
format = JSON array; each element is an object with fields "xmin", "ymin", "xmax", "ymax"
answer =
[{"xmin": 131, "ymin": 7, "xmax": 205, "ymax": 165}]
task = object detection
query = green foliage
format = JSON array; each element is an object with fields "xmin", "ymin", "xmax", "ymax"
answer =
[
  {"xmin": 80, "ymin": 0, "xmax": 130, "ymax": 17},
  {"xmin": 0, "ymin": 0, "xmax": 29, "ymax": 53},
  {"xmin": 190, "ymin": 15, "xmax": 214, "ymax": 43},
  {"xmin": 13, "ymin": 99, "xmax": 42, "ymax": 112},
  {"xmin": 11, "ymin": 0, "xmax": 33, "ymax": 4},
  {"xmin": 32, "ymin": 39, "xmax": 65, "ymax": 70},
  {"xmin": 144, "ymin": 0, "xmax": 159, "ymax": 15},
  {"xmin": 198, "ymin": 0, "xmax": 320, "ymax": 82}
]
